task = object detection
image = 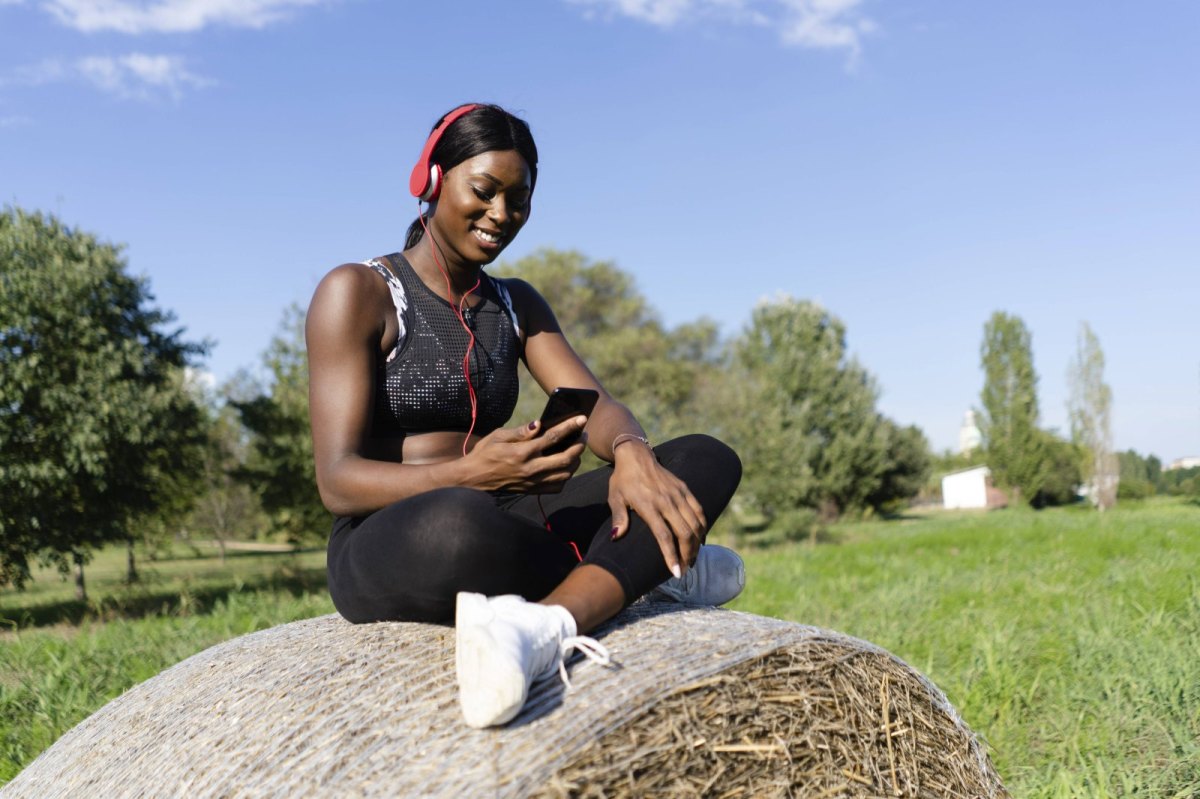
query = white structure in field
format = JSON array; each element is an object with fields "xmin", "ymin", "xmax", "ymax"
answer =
[
  {"xmin": 958, "ymin": 411, "xmax": 982, "ymax": 455},
  {"xmin": 942, "ymin": 466, "xmax": 991, "ymax": 510}
]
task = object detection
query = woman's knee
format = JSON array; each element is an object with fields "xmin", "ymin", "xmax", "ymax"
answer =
[{"xmin": 658, "ymin": 434, "xmax": 742, "ymax": 484}]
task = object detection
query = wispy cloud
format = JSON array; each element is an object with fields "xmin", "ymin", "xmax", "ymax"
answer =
[
  {"xmin": 79, "ymin": 53, "xmax": 211, "ymax": 99},
  {"xmin": 567, "ymin": 0, "xmax": 875, "ymax": 60},
  {"xmin": 40, "ymin": 0, "xmax": 332, "ymax": 34},
  {"xmin": 2, "ymin": 54, "xmax": 211, "ymax": 101}
]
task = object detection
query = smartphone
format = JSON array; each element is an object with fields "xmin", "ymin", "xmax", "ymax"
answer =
[{"xmin": 537, "ymin": 387, "xmax": 599, "ymax": 453}]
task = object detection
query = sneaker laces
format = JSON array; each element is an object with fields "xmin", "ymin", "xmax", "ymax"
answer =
[{"xmin": 557, "ymin": 635, "xmax": 611, "ymax": 691}]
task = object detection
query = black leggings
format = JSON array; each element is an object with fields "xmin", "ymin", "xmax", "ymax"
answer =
[{"xmin": 326, "ymin": 434, "xmax": 741, "ymax": 624}]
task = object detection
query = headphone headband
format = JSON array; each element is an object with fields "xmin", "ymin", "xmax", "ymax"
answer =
[{"xmin": 408, "ymin": 103, "xmax": 482, "ymax": 202}]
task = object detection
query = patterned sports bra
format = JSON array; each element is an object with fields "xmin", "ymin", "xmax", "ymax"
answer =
[{"xmin": 362, "ymin": 253, "xmax": 522, "ymax": 438}]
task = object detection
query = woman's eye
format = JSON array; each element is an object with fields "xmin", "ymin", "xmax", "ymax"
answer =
[{"xmin": 472, "ymin": 187, "xmax": 493, "ymax": 201}]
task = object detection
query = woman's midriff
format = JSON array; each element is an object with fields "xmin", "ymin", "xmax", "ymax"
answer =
[{"xmin": 363, "ymin": 430, "xmax": 482, "ymax": 466}]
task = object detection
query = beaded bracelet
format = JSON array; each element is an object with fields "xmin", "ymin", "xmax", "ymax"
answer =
[{"xmin": 612, "ymin": 433, "xmax": 651, "ymax": 454}]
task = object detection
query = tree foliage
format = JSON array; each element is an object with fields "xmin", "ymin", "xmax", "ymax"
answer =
[
  {"xmin": 184, "ymin": 394, "xmax": 267, "ymax": 559},
  {"xmin": 0, "ymin": 207, "xmax": 206, "ymax": 590},
  {"xmin": 1067, "ymin": 322, "xmax": 1118, "ymax": 509},
  {"xmin": 1030, "ymin": 430, "xmax": 1083, "ymax": 508},
  {"xmin": 979, "ymin": 311, "xmax": 1046, "ymax": 503},
  {"xmin": 721, "ymin": 296, "xmax": 926, "ymax": 522},
  {"xmin": 232, "ymin": 305, "xmax": 329, "ymax": 544},
  {"xmin": 493, "ymin": 249, "xmax": 719, "ymax": 441}
]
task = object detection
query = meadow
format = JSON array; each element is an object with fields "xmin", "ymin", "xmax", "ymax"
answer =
[{"xmin": 2, "ymin": 499, "xmax": 1197, "ymax": 796}]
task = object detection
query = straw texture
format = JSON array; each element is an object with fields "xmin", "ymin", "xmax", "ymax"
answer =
[{"xmin": 3, "ymin": 602, "xmax": 1005, "ymax": 798}]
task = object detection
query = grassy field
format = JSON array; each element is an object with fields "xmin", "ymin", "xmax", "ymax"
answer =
[{"xmin": 2, "ymin": 500, "xmax": 1198, "ymax": 795}]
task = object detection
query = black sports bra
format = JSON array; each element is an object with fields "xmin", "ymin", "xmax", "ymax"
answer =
[{"xmin": 363, "ymin": 254, "xmax": 521, "ymax": 438}]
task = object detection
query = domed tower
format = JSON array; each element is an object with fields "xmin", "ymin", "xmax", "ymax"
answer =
[{"xmin": 959, "ymin": 410, "xmax": 982, "ymax": 455}]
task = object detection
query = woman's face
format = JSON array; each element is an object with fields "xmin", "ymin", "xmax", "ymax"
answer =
[{"xmin": 430, "ymin": 149, "xmax": 532, "ymax": 267}]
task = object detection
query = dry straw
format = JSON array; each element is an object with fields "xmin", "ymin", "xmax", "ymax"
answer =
[{"xmin": 3, "ymin": 603, "xmax": 1006, "ymax": 798}]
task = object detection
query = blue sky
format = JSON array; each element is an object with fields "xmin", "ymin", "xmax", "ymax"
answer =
[{"xmin": 2, "ymin": 0, "xmax": 1198, "ymax": 461}]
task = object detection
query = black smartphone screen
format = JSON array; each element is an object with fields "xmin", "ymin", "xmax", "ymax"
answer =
[{"xmin": 538, "ymin": 387, "xmax": 599, "ymax": 453}]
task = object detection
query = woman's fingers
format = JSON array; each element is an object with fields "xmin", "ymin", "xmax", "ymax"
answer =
[
  {"xmin": 609, "ymin": 482, "xmax": 704, "ymax": 573},
  {"xmin": 607, "ymin": 498, "xmax": 629, "ymax": 540}
]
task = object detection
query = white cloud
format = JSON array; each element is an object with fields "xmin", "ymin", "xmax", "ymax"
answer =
[
  {"xmin": 2, "ymin": 53, "xmax": 211, "ymax": 100},
  {"xmin": 567, "ymin": 0, "xmax": 874, "ymax": 58},
  {"xmin": 40, "ymin": 0, "xmax": 332, "ymax": 34},
  {"xmin": 78, "ymin": 53, "xmax": 210, "ymax": 99}
]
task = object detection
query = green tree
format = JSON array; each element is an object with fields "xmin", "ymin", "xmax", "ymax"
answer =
[
  {"xmin": 978, "ymin": 311, "xmax": 1046, "ymax": 503},
  {"xmin": 723, "ymin": 296, "xmax": 902, "ymax": 523},
  {"xmin": 1030, "ymin": 430, "xmax": 1084, "ymax": 508},
  {"xmin": 1067, "ymin": 322, "xmax": 1118, "ymax": 509},
  {"xmin": 185, "ymin": 392, "xmax": 267, "ymax": 561},
  {"xmin": 0, "ymin": 208, "xmax": 206, "ymax": 595},
  {"xmin": 493, "ymin": 249, "xmax": 719, "ymax": 442},
  {"xmin": 866, "ymin": 421, "xmax": 934, "ymax": 514},
  {"xmin": 232, "ymin": 305, "xmax": 328, "ymax": 544}
]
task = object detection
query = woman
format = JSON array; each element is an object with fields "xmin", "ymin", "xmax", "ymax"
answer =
[{"xmin": 306, "ymin": 103, "xmax": 744, "ymax": 729}]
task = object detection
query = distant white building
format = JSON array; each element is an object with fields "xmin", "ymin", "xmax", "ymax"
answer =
[
  {"xmin": 1167, "ymin": 456, "xmax": 1200, "ymax": 471},
  {"xmin": 942, "ymin": 466, "xmax": 1007, "ymax": 510},
  {"xmin": 958, "ymin": 410, "xmax": 982, "ymax": 455}
]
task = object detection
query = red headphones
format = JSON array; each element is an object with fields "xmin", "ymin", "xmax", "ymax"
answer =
[{"xmin": 408, "ymin": 103, "xmax": 481, "ymax": 202}]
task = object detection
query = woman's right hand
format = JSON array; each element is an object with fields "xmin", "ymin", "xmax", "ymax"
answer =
[{"xmin": 464, "ymin": 415, "xmax": 588, "ymax": 493}]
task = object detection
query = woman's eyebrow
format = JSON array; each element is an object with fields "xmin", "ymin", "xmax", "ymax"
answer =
[{"xmin": 473, "ymin": 171, "xmax": 529, "ymax": 190}]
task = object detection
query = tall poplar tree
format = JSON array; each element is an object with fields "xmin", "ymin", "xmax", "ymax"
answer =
[
  {"xmin": 979, "ymin": 311, "xmax": 1046, "ymax": 503},
  {"xmin": 1068, "ymin": 322, "xmax": 1118, "ymax": 509}
]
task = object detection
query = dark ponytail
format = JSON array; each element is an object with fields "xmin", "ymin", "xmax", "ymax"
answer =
[{"xmin": 405, "ymin": 103, "xmax": 538, "ymax": 248}]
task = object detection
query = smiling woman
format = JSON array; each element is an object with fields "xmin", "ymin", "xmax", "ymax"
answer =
[{"xmin": 304, "ymin": 102, "xmax": 745, "ymax": 730}]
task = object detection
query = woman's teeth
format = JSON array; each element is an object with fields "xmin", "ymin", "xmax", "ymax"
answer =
[{"xmin": 473, "ymin": 228, "xmax": 501, "ymax": 243}]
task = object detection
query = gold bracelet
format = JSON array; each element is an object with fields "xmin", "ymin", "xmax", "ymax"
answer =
[{"xmin": 612, "ymin": 433, "xmax": 651, "ymax": 453}]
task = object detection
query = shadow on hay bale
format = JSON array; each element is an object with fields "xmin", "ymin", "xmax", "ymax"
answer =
[{"xmin": 3, "ymin": 603, "xmax": 1007, "ymax": 798}]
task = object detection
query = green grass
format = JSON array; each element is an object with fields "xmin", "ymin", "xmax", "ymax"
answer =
[
  {"xmin": 727, "ymin": 498, "xmax": 1200, "ymax": 797},
  {"xmin": 2, "ymin": 500, "xmax": 1198, "ymax": 795},
  {"xmin": 0, "ymin": 545, "xmax": 333, "ymax": 782}
]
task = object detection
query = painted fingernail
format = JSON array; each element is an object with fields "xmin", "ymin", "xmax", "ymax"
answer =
[
  {"xmin": 610, "ymin": 527, "xmax": 619, "ymax": 540},
  {"xmin": 671, "ymin": 564, "xmax": 682, "ymax": 580},
  {"xmin": 528, "ymin": 420, "xmax": 537, "ymax": 430}
]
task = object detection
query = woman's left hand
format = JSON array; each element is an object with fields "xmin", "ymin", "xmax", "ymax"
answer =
[{"xmin": 607, "ymin": 443, "xmax": 707, "ymax": 579}]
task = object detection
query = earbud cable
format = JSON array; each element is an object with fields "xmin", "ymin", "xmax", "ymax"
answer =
[{"xmin": 417, "ymin": 205, "xmax": 480, "ymax": 457}]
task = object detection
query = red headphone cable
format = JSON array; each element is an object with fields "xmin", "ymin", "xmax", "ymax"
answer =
[{"xmin": 417, "ymin": 207, "xmax": 481, "ymax": 457}]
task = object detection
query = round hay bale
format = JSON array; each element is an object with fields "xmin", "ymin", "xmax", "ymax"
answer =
[{"xmin": 2, "ymin": 603, "xmax": 1007, "ymax": 798}]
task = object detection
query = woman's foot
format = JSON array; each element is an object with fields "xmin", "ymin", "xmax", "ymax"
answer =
[
  {"xmin": 455, "ymin": 592, "xmax": 609, "ymax": 728},
  {"xmin": 651, "ymin": 545, "xmax": 745, "ymax": 606}
]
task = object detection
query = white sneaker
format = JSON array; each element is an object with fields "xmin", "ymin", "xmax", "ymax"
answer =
[
  {"xmin": 651, "ymin": 545, "xmax": 745, "ymax": 606},
  {"xmin": 455, "ymin": 592, "xmax": 610, "ymax": 728}
]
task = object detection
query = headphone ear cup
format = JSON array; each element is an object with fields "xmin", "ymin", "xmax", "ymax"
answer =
[{"xmin": 424, "ymin": 164, "xmax": 442, "ymax": 202}]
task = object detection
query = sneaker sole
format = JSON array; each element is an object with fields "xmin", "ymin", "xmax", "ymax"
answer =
[{"xmin": 455, "ymin": 593, "xmax": 528, "ymax": 729}]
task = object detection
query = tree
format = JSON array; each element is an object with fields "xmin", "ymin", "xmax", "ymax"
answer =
[
  {"xmin": 493, "ymin": 249, "xmax": 719, "ymax": 442},
  {"xmin": 1067, "ymin": 322, "xmax": 1118, "ymax": 509},
  {"xmin": 232, "ymin": 305, "xmax": 329, "ymax": 544},
  {"xmin": 866, "ymin": 421, "xmax": 934, "ymax": 514},
  {"xmin": 722, "ymin": 295, "xmax": 906, "ymax": 524},
  {"xmin": 185, "ymin": 390, "xmax": 267, "ymax": 562},
  {"xmin": 978, "ymin": 311, "xmax": 1046, "ymax": 503},
  {"xmin": 0, "ymin": 207, "xmax": 206, "ymax": 595},
  {"xmin": 1030, "ymin": 430, "xmax": 1083, "ymax": 508}
]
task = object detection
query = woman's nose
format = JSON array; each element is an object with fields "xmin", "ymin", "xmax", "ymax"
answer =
[{"xmin": 487, "ymin": 197, "xmax": 509, "ymax": 224}]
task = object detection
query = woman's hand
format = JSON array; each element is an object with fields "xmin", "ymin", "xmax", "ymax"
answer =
[
  {"xmin": 608, "ymin": 443, "xmax": 707, "ymax": 578},
  {"xmin": 464, "ymin": 416, "xmax": 588, "ymax": 493}
]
